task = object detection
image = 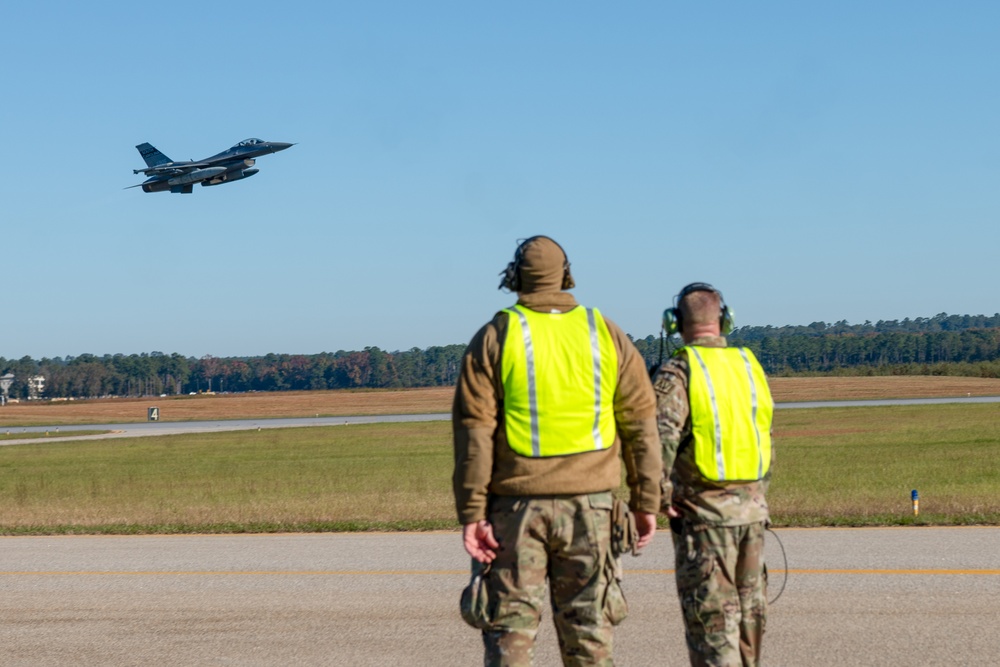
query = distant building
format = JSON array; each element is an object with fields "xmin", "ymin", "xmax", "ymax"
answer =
[
  {"xmin": 0, "ymin": 373, "xmax": 13, "ymax": 406},
  {"xmin": 27, "ymin": 375, "xmax": 45, "ymax": 400}
]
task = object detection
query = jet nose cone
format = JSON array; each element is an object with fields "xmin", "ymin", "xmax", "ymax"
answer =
[{"xmin": 270, "ymin": 142, "xmax": 295, "ymax": 152}]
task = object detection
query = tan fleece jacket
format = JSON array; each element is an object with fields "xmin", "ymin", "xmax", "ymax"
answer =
[{"xmin": 452, "ymin": 291, "xmax": 662, "ymax": 524}]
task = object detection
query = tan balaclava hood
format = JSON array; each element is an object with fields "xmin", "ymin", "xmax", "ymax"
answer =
[{"xmin": 509, "ymin": 236, "xmax": 575, "ymax": 294}]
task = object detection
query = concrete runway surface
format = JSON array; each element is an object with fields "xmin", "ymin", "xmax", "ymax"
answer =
[{"xmin": 1, "ymin": 527, "xmax": 997, "ymax": 666}]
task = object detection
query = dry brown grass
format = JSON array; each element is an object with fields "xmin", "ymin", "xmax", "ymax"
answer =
[
  {"xmin": 1, "ymin": 376, "xmax": 998, "ymax": 427},
  {"xmin": 768, "ymin": 375, "xmax": 1000, "ymax": 402},
  {"xmin": 0, "ymin": 388, "xmax": 454, "ymax": 426}
]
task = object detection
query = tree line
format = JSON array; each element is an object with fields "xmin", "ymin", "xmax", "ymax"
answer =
[
  {"xmin": 727, "ymin": 312, "xmax": 1000, "ymax": 339},
  {"xmin": 2, "ymin": 312, "xmax": 999, "ymax": 399},
  {"xmin": 0, "ymin": 347, "xmax": 466, "ymax": 400},
  {"xmin": 634, "ymin": 312, "xmax": 1000, "ymax": 378}
]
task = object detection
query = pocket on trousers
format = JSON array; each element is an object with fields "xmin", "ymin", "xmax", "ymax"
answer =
[
  {"xmin": 587, "ymin": 491, "xmax": 615, "ymax": 512},
  {"xmin": 601, "ymin": 555, "xmax": 629, "ymax": 626}
]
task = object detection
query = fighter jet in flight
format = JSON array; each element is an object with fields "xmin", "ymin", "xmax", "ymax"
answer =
[{"xmin": 130, "ymin": 138, "xmax": 294, "ymax": 193}]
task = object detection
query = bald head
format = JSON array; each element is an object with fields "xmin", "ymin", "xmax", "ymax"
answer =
[{"xmin": 679, "ymin": 288, "xmax": 722, "ymax": 342}]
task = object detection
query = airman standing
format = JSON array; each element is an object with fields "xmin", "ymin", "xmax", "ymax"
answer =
[
  {"xmin": 453, "ymin": 236, "xmax": 662, "ymax": 666},
  {"xmin": 652, "ymin": 283, "xmax": 774, "ymax": 667}
]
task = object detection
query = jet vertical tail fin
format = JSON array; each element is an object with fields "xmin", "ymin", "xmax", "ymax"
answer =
[{"xmin": 136, "ymin": 143, "xmax": 173, "ymax": 168}]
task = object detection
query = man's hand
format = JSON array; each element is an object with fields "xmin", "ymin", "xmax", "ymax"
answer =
[
  {"xmin": 634, "ymin": 511, "xmax": 657, "ymax": 550},
  {"xmin": 463, "ymin": 520, "xmax": 499, "ymax": 563}
]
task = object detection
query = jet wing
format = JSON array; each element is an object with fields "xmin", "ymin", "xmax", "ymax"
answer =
[{"xmin": 133, "ymin": 162, "xmax": 212, "ymax": 175}]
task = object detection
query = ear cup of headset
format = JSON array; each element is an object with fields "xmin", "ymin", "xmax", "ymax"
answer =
[
  {"xmin": 720, "ymin": 306, "xmax": 735, "ymax": 335},
  {"xmin": 561, "ymin": 267, "xmax": 575, "ymax": 290},
  {"xmin": 500, "ymin": 261, "xmax": 520, "ymax": 292},
  {"xmin": 662, "ymin": 307, "xmax": 680, "ymax": 335}
]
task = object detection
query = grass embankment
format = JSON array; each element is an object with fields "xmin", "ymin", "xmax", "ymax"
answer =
[
  {"xmin": 0, "ymin": 403, "xmax": 997, "ymax": 534},
  {"xmin": 771, "ymin": 403, "xmax": 1000, "ymax": 526},
  {"xmin": 0, "ymin": 423, "xmax": 452, "ymax": 534}
]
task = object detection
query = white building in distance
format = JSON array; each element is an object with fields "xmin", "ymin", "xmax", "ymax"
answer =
[{"xmin": 27, "ymin": 375, "xmax": 45, "ymax": 400}]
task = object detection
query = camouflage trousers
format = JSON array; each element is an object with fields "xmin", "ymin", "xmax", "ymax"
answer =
[
  {"xmin": 671, "ymin": 520, "xmax": 767, "ymax": 667},
  {"xmin": 482, "ymin": 492, "xmax": 622, "ymax": 667}
]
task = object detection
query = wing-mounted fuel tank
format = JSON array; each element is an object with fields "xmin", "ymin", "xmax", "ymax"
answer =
[
  {"xmin": 166, "ymin": 167, "xmax": 227, "ymax": 186},
  {"xmin": 202, "ymin": 159, "xmax": 259, "ymax": 187},
  {"xmin": 141, "ymin": 166, "xmax": 229, "ymax": 193}
]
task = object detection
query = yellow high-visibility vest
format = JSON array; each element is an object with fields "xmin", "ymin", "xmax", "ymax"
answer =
[
  {"xmin": 684, "ymin": 346, "xmax": 773, "ymax": 481},
  {"xmin": 501, "ymin": 305, "xmax": 618, "ymax": 457}
]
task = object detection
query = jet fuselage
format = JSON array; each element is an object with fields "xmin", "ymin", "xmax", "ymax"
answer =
[{"xmin": 132, "ymin": 138, "xmax": 293, "ymax": 194}]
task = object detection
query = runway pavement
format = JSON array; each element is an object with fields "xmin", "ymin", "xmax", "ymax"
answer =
[
  {"xmin": 0, "ymin": 413, "xmax": 452, "ymax": 446},
  {"xmin": 1, "ymin": 527, "xmax": 998, "ymax": 666}
]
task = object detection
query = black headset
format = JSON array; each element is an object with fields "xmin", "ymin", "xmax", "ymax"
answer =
[
  {"xmin": 662, "ymin": 282, "xmax": 735, "ymax": 336},
  {"xmin": 498, "ymin": 235, "xmax": 575, "ymax": 292}
]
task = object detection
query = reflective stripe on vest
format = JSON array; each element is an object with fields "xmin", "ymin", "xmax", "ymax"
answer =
[
  {"xmin": 685, "ymin": 346, "xmax": 773, "ymax": 481},
  {"xmin": 501, "ymin": 305, "xmax": 618, "ymax": 457}
]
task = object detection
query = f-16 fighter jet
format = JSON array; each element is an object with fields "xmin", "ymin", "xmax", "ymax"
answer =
[{"xmin": 131, "ymin": 138, "xmax": 294, "ymax": 193}]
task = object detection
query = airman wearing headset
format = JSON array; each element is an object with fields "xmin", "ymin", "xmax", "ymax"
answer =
[
  {"xmin": 452, "ymin": 236, "xmax": 661, "ymax": 666},
  {"xmin": 652, "ymin": 283, "xmax": 774, "ymax": 667}
]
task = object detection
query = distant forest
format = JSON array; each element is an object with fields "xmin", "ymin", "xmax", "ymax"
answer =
[
  {"xmin": 2, "ymin": 312, "xmax": 999, "ymax": 400},
  {"xmin": 634, "ymin": 312, "xmax": 1000, "ymax": 378}
]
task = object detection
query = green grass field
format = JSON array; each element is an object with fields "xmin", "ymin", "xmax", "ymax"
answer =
[
  {"xmin": 0, "ymin": 403, "xmax": 996, "ymax": 534},
  {"xmin": 770, "ymin": 403, "xmax": 1000, "ymax": 525}
]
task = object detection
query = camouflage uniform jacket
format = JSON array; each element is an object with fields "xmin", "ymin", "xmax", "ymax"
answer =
[
  {"xmin": 652, "ymin": 335, "xmax": 771, "ymax": 526},
  {"xmin": 452, "ymin": 290, "xmax": 662, "ymax": 525}
]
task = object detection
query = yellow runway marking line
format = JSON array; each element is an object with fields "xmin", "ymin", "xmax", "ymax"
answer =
[
  {"xmin": 0, "ymin": 570, "xmax": 470, "ymax": 576},
  {"xmin": 1, "ymin": 568, "xmax": 999, "ymax": 576},
  {"xmin": 630, "ymin": 569, "xmax": 1000, "ymax": 576}
]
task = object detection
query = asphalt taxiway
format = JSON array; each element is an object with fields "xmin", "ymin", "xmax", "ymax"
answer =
[{"xmin": 1, "ymin": 527, "xmax": 997, "ymax": 666}]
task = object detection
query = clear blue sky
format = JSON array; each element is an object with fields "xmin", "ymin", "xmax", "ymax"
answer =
[{"xmin": 2, "ymin": 2, "xmax": 997, "ymax": 359}]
